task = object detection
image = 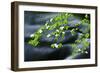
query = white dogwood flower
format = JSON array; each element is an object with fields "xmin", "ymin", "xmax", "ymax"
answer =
[
  {"xmin": 60, "ymin": 26, "xmax": 64, "ymax": 30},
  {"xmin": 30, "ymin": 34, "xmax": 34, "ymax": 37},
  {"xmin": 39, "ymin": 29, "xmax": 43, "ymax": 33},
  {"xmin": 85, "ymin": 51, "xmax": 88, "ymax": 54},
  {"xmin": 54, "ymin": 43, "xmax": 58, "ymax": 48},
  {"xmin": 56, "ymin": 29, "xmax": 59, "ymax": 32},
  {"xmin": 45, "ymin": 23, "xmax": 48, "ymax": 26},
  {"xmin": 78, "ymin": 49, "xmax": 81, "ymax": 52},
  {"xmin": 62, "ymin": 32, "xmax": 65, "ymax": 34},
  {"xmin": 47, "ymin": 34, "xmax": 51, "ymax": 38},
  {"xmin": 46, "ymin": 26, "xmax": 50, "ymax": 29},
  {"xmin": 50, "ymin": 18, "xmax": 53, "ymax": 22}
]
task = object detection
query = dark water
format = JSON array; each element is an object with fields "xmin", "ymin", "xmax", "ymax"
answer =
[{"xmin": 24, "ymin": 11, "xmax": 90, "ymax": 61}]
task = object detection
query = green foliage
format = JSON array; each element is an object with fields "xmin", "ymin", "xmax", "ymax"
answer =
[
  {"xmin": 71, "ymin": 29, "xmax": 76, "ymax": 35},
  {"xmin": 51, "ymin": 43, "xmax": 63, "ymax": 48},
  {"xmin": 28, "ymin": 13, "xmax": 90, "ymax": 55},
  {"xmin": 85, "ymin": 33, "xmax": 89, "ymax": 38}
]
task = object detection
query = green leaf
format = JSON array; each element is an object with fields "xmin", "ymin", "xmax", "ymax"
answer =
[
  {"xmin": 75, "ymin": 24, "xmax": 80, "ymax": 26},
  {"xmin": 58, "ymin": 43, "xmax": 63, "ymax": 48},
  {"xmin": 75, "ymin": 39, "xmax": 81, "ymax": 43},
  {"xmin": 51, "ymin": 44, "xmax": 55, "ymax": 48},
  {"xmin": 71, "ymin": 29, "xmax": 76, "ymax": 35},
  {"xmin": 85, "ymin": 33, "xmax": 89, "ymax": 38}
]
